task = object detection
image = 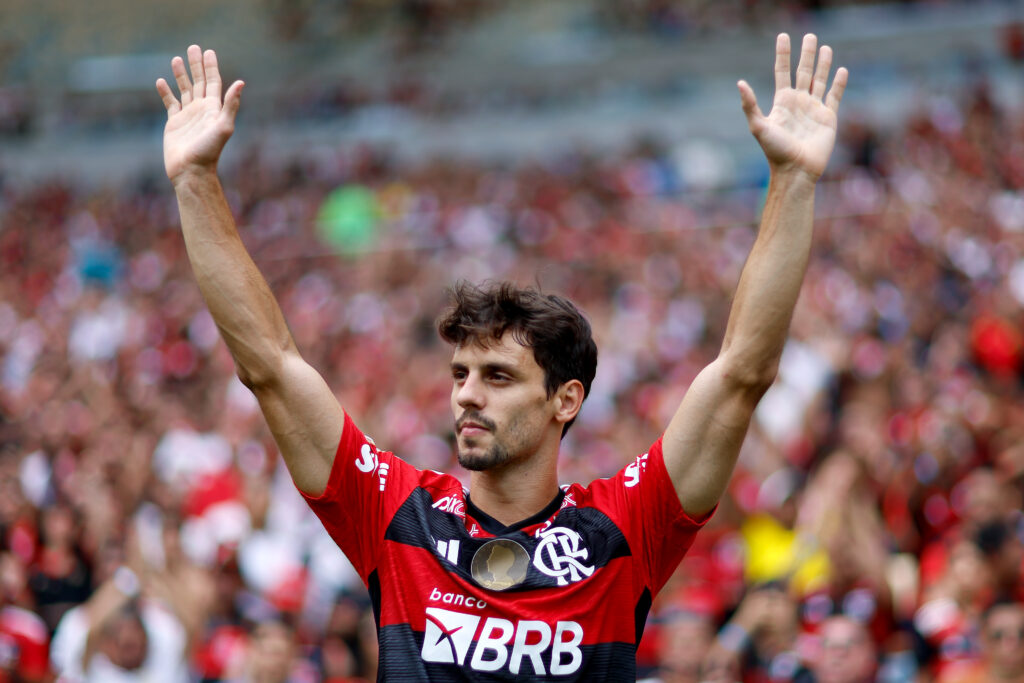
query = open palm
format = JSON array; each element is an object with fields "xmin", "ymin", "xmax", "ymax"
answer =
[
  {"xmin": 739, "ymin": 34, "xmax": 848, "ymax": 180},
  {"xmin": 155, "ymin": 46, "xmax": 243, "ymax": 183}
]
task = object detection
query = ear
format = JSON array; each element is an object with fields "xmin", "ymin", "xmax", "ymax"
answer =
[{"xmin": 554, "ymin": 380, "xmax": 585, "ymax": 426}]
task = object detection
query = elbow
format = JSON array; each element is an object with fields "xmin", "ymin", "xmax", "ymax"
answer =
[
  {"xmin": 235, "ymin": 365, "xmax": 269, "ymax": 391},
  {"xmin": 233, "ymin": 341, "xmax": 294, "ymax": 391},
  {"xmin": 235, "ymin": 357, "xmax": 284, "ymax": 392},
  {"xmin": 718, "ymin": 353, "xmax": 779, "ymax": 400}
]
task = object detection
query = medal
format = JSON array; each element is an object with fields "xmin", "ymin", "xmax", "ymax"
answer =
[{"xmin": 471, "ymin": 539, "xmax": 529, "ymax": 591}]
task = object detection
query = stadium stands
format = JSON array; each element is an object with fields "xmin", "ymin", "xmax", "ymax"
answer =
[{"xmin": 3, "ymin": 1, "xmax": 1024, "ymax": 680}]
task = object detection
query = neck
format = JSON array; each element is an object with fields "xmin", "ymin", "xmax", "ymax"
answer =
[{"xmin": 468, "ymin": 451, "xmax": 561, "ymax": 527}]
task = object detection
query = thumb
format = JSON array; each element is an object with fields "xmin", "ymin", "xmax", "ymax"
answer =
[
  {"xmin": 222, "ymin": 80, "xmax": 245, "ymax": 122},
  {"xmin": 737, "ymin": 80, "xmax": 765, "ymax": 131}
]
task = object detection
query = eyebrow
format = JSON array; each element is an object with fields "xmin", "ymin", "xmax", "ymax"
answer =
[{"xmin": 450, "ymin": 361, "xmax": 520, "ymax": 376}]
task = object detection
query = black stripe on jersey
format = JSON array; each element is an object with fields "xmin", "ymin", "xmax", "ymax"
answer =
[
  {"xmin": 384, "ymin": 487, "xmax": 467, "ymax": 551},
  {"xmin": 377, "ymin": 622, "xmax": 638, "ymax": 681},
  {"xmin": 465, "ymin": 490, "xmax": 565, "ymax": 536},
  {"xmin": 383, "ymin": 488, "xmax": 632, "ymax": 592},
  {"xmin": 633, "ymin": 588, "xmax": 652, "ymax": 648},
  {"xmin": 369, "ymin": 570, "xmax": 382, "ymax": 628}
]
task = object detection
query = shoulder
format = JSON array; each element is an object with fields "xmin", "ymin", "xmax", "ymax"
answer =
[
  {"xmin": 140, "ymin": 601, "xmax": 187, "ymax": 654},
  {"xmin": 51, "ymin": 604, "xmax": 88, "ymax": 642},
  {"xmin": 570, "ymin": 440, "xmax": 665, "ymax": 500},
  {"xmin": 0, "ymin": 605, "xmax": 48, "ymax": 643}
]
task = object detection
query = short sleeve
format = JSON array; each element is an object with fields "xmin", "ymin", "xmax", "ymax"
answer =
[
  {"xmin": 50, "ymin": 606, "xmax": 88, "ymax": 681},
  {"xmin": 300, "ymin": 412, "xmax": 419, "ymax": 583},
  {"xmin": 582, "ymin": 438, "xmax": 714, "ymax": 594}
]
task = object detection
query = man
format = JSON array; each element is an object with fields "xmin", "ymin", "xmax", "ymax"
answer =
[
  {"xmin": 809, "ymin": 616, "xmax": 877, "ymax": 683},
  {"xmin": 702, "ymin": 583, "xmax": 810, "ymax": 682},
  {"xmin": 49, "ymin": 573, "xmax": 188, "ymax": 683},
  {"xmin": 0, "ymin": 554, "xmax": 50, "ymax": 683},
  {"xmin": 49, "ymin": 528, "xmax": 209, "ymax": 682},
  {"xmin": 639, "ymin": 607, "xmax": 715, "ymax": 683},
  {"xmin": 226, "ymin": 619, "xmax": 307, "ymax": 683},
  {"xmin": 155, "ymin": 33, "xmax": 846, "ymax": 680},
  {"xmin": 938, "ymin": 600, "xmax": 1024, "ymax": 683}
]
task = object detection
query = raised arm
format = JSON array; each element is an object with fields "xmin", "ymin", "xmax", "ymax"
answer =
[
  {"xmin": 663, "ymin": 34, "xmax": 848, "ymax": 516},
  {"xmin": 156, "ymin": 46, "xmax": 342, "ymax": 495}
]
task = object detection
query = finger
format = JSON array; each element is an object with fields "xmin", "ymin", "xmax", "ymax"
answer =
[
  {"xmin": 203, "ymin": 49, "xmax": 222, "ymax": 101},
  {"xmin": 171, "ymin": 56, "xmax": 192, "ymax": 105},
  {"xmin": 774, "ymin": 33, "xmax": 791, "ymax": 93},
  {"xmin": 187, "ymin": 45, "xmax": 205, "ymax": 100},
  {"xmin": 222, "ymin": 80, "xmax": 245, "ymax": 123},
  {"xmin": 737, "ymin": 80, "xmax": 765, "ymax": 130},
  {"xmin": 825, "ymin": 66, "xmax": 849, "ymax": 113},
  {"xmin": 794, "ymin": 33, "xmax": 818, "ymax": 92},
  {"xmin": 811, "ymin": 45, "xmax": 832, "ymax": 100},
  {"xmin": 155, "ymin": 78, "xmax": 181, "ymax": 117}
]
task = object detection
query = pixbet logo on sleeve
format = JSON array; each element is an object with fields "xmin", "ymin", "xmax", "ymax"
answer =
[
  {"xmin": 431, "ymin": 495, "xmax": 466, "ymax": 517},
  {"xmin": 421, "ymin": 607, "xmax": 584, "ymax": 675}
]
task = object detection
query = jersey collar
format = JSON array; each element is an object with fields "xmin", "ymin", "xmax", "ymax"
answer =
[{"xmin": 465, "ymin": 489, "xmax": 566, "ymax": 536}]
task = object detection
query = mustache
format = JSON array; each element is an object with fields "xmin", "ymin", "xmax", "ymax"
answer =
[{"xmin": 456, "ymin": 411, "xmax": 496, "ymax": 432}]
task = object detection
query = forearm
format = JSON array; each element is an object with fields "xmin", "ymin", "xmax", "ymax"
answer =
[
  {"xmin": 147, "ymin": 567, "xmax": 210, "ymax": 655},
  {"xmin": 719, "ymin": 169, "xmax": 817, "ymax": 387},
  {"xmin": 174, "ymin": 169, "xmax": 296, "ymax": 386},
  {"xmin": 82, "ymin": 571, "xmax": 135, "ymax": 668},
  {"xmin": 663, "ymin": 34, "xmax": 842, "ymax": 515}
]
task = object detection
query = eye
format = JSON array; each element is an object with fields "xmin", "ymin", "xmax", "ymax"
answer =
[{"xmin": 451, "ymin": 368, "xmax": 467, "ymax": 382}]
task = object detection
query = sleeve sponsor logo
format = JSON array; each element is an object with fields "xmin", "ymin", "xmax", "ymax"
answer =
[
  {"xmin": 354, "ymin": 441, "xmax": 388, "ymax": 491},
  {"xmin": 532, "ymin": 527, "xmax": 595, "ymax": 586},
  {"xmin": 421, "ymin": 607, "xmax": 583, "ymax": 675},
  {"xmin": 355, "ymin": 443, "xmax": 377, "ymax": 473},
  {"xmin": 624, "ymin": 453, "xmax": 649, "ymax": 488}
]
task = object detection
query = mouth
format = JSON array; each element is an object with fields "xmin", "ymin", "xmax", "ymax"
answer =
[
  {"xmin": 457, "ymin": 414, "xmax": 494, "ymax": 436},
  {"xmin": 458, "ymin": 422, "xmax": 489, "ymax": 436}
]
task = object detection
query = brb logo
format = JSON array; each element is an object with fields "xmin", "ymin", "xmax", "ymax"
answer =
[
  {"xmin": 421, "ymin": 607, "xmax": 583, "ymax": 675},
  {"xmin": 532, "ymin": 527, "xmax": 594, "ymax": 586}
]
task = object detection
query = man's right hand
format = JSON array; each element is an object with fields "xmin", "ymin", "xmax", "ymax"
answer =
[{"xmin": 155, "ymin": 45, "xmax": 244, "ymax": 185}]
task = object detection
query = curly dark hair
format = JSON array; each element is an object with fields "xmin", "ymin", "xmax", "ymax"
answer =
[{"xmin": 437, "ymin": 280, "xmax": 598, "ymax": 436}]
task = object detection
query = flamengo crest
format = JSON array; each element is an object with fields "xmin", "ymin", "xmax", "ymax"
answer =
[{"xmin": 532, "ymin": 527, "xmax": 594, "ymax": 586}]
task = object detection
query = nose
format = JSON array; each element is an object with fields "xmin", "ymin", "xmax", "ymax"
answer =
[{"xmin": 455, "ymin": 372, "xmax": 485, "ymax": 410}]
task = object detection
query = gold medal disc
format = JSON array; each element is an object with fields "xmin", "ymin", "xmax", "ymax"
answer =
[{"xmin": 470, "ymin": 539, "xmax": 529, "ymax": 591}]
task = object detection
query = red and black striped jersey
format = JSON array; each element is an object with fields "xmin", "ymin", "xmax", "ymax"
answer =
[{"xmin": 301, "ymin": 413, "xmax": 710, "ymax": 681}]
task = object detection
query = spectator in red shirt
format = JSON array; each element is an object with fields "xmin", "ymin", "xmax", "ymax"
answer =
[{"xmin": 938, "ymin": 600, "xmax": 1024, "ymax": 683}]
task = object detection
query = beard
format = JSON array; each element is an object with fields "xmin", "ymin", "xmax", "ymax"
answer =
[
  {"xmin": 455, "ymin": 411, "xmax": 514, "ymax": 471},
  {"xmin": 457, "ymin": 442, "xmax": 514, "ymax": 471}
]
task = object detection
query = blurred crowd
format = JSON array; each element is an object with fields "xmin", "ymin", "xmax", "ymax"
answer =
[
  {"xmin": 8, "ymin": 0, "xmax": 1019, "ymax": 142},
  {"xmin": 266, "ymin": 0, "xmax": 994, "ymax": 48},
  {"xmin": 4, "ymin": 72, "xmax": 1024, "ymax": 682}
]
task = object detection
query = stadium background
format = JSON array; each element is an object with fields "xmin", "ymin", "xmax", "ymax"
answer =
[{"xmin": 3, "ymin": 0, "xmax": 1024, "ymax": 680}]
